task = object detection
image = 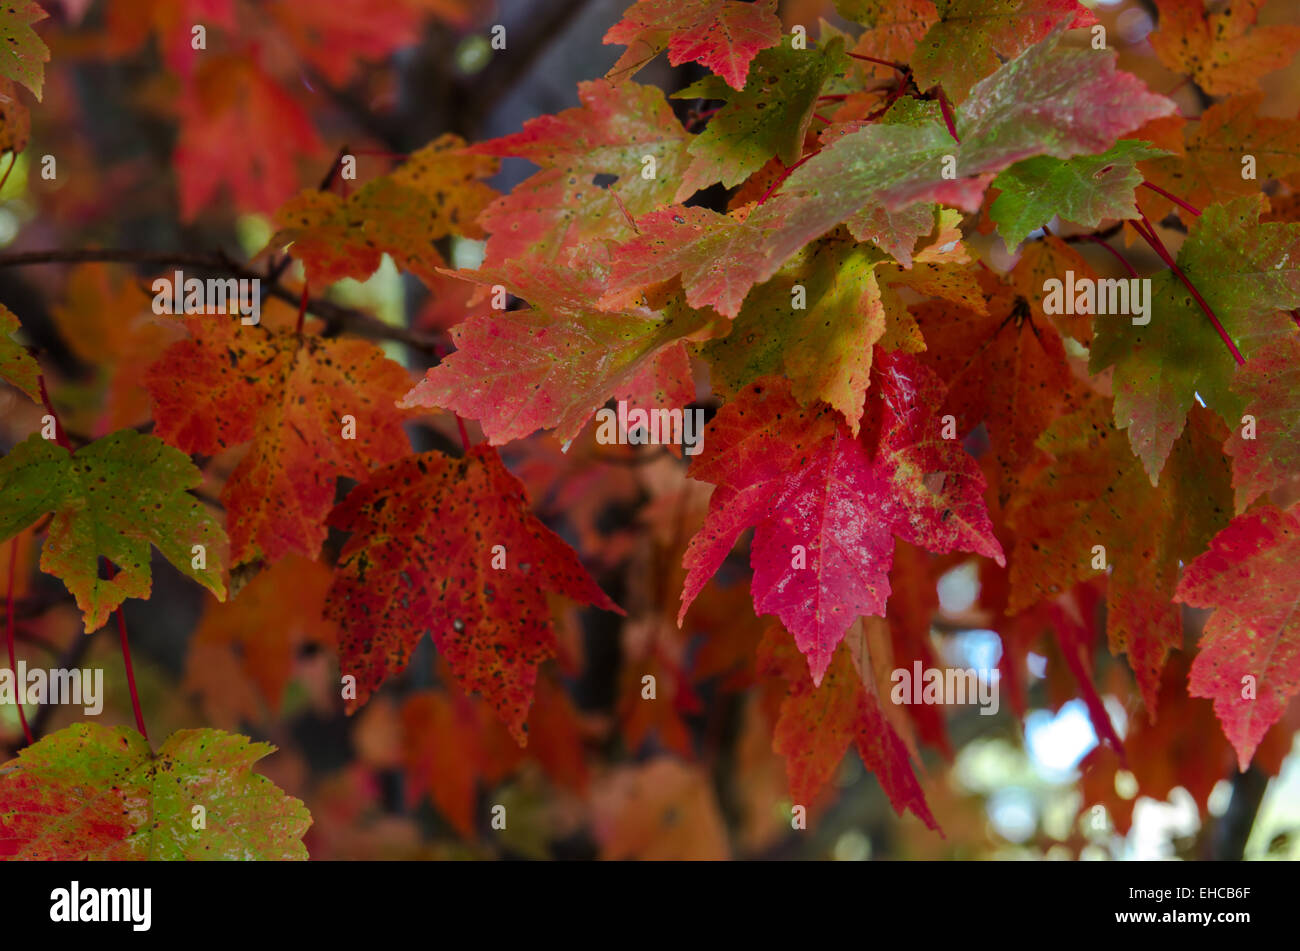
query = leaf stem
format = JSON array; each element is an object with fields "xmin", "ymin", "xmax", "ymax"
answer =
[
  {"xmin": 847, "ymin": 52, "xmax": 909, "ymax": 73},
  {"xmin": 318, "ymin": 144, "xmax": 352, "ymax": 192},
  {"xmin": 758, "ymin": 153, "xmax": 814, "ymax": 206},
  {"xmin": 1130, "ymin": 216, "xmax": 1244, "ymax": 365},
  {"xmin": 433, "ymin": 344, "xmax": 473, "ymax": 452},
  {"xmin": 105, "ymin": 562, "xmax": 147, "ymax": 741},
  {"xmin": 0, "ymin": 152, "xmax": 16, "ymax": 196},
  {"xmin": 36, "ymin": 374, "xmax": 72, "ymax": 452},
  {"xmin": 686, "ymin": 106, "xmax": 722, "ymax": 131},
  {"xmin": 935, "ymin": 86, "xmax": 960, "ymax": 143},
  {"xmin": 1141, "ymin": 180, "xmax": 1201, "ymax": 218},
  {"xmin": 6, "ymin": 538, "xmax": 33, "ymax": 745},
  {"xmin": 1085, "ymin": 234, "xmax": 1140, "ymax": 280}
]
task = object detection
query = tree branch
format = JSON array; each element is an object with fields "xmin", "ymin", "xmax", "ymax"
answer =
[{"xmin": 0, "ymin": 248, "xmax": 442, "ymax": 353}]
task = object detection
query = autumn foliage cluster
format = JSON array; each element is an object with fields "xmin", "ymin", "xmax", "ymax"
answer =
[{"xmin": 1, "ymin": 0, "xmax": 1299, "ymax": 860}]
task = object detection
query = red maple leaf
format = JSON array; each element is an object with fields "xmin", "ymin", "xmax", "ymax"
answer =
[
  {"xmin": 680, "ymin": 351, "xmax": 1004, "ymax": 685},
  {"xmin": 603, "ymin": 0, "xmax": 782, "ymax": 91},
  {"xmin": 1176, "ymin": 503, "xmax": 1300, "ymax": 770},
  {"xmin": 759, "ymin": 621, "xmax": 938, "ymax": 829},
  {"xmin": 174, "ymin": 55, "xmax": 322, "ymax": 219},
  {"xmin": 325, "ymin": 445, "xmax": 623, "ymax": 742}
]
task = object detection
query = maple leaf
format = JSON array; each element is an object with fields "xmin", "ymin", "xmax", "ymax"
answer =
[
  {"xmin": 50, "ymin": 263, "xmax": 181, "ymax": 433},
  {"xmin": 603, "ymin": 0, "xmax": 782, "ymax": 91},
  {"xmin": 990, "ymin": 141, "xmax": 1169, "ymax": 249},
  {"xmin": 846, "ymin": 200, "xmax": 939, "ymax": 268},
  {"xmin": 519, "ymin": 673, "xmax": 591, "ymax": 793},
  {"xmin": 671, "ymin": 37, "xmax": 846, "ymax": 202},
  {"xmin": 912, "ymin": 267, "xmax": 1085, "ymax": 501},
  {"xmin": 1048, "ymin": 589, "xmax": 1126, "ymax": 754},
  {"xmin": 618, "ymin": 618, "xmax": 700, "ymax": 758},
  {"xmin": 1009, "ymin": 233, "xmax": 1097, "ymax": 344},
  {"xmin": 0, "ymin": 303, "xmax": 40, "ymax": 403},
  {"xmin": 700, "ymin": 235, "xmax": 886, "ymax": 433},
  {"xmin": 1225, "ymin": 332, "xmax": 1300, "ymax": 509},
  {"xmin": 680, "ymin": 354, "xmax": 1004, "ymax": 685},
  {"xmin": 1079, "ymin": 650, "xmax": 1296, "ymax": 834},
  {"xmin": 325, "ymin": 444, "xmax": 622, "ymax": 742},
  {"xmin": 0, "ymin": 0, "xmax": 48, "ymax": 100},
  {"xmin": 1092, "ymin": 196, "xmax": 1300, "ymax": 482},
  {"xmin": 145, "ymin": 319, "xmax": 413, "ymax": 568},
  {"xmin": 884, "ymin": 542, "xmax": 952, "ymax": 756},
  {"xmin": 834, "ymin": 0, "xmax": 939, "ymax": 81},
  {"xmin": 759, "ymin": 621, "xmax": 938, "ymax": 827},
  {"xmin": 184, "ymin": 554, "xmax": 338, "ymax": 718},
  {"xmin": 0, "ymin": 430, "xmax": 227, "ymax": 632},
  {"xmin": 1175, "ymin": 503, "xmax": 1300, "ymax": 770},
  {"xmin": 984, "ymin": 557, "xmax": 1124, "ymax": 755},
  {"xmin": 103, "ymin": 0, "xmax": 234, "ymax": 77},
  {"xmin": 467, "ymin": 79, "xmax": 691, "ymax": 270},
  {"xmin": 398, "ymin": 669, "xmax": 590, "ymax": 836},
  {"xmin": 268, "ymin": 0, "xmax": 423, "ymax": 86},
  {"xmin": 400, "ymin": 264, "xmax": 720, "ymax": 447},
  {"xmin": 0, "ymin": 76, "xmax": 29, "ymax": 153},
  {"xmin": 264, "ymin": 134, "xmax": 498, "ymax": 288},
  {"xmin": 591, "ymin": 758, "xmax": 730, "ymax": 859},
  {"xmin": 175, "ymin": 55, "xmax": 323, "ymax": 219},
  {"xmin": 1078, "ymin": 653, "xmax": 1219, "ymax": 835},
  {"xmin": 918, "ymin": 1, "xmax": 1098, "ymax": 101},
  {"xmin": 1007, "ymin": 398, "xmax": 1232, "ymax": 714},
  {"xmin": 400, "ymin": 688, "xmax": 520, "ymax": 839},
  {"xmin": 1138, "ymin": 96, "xmax": 1300, "ymax": 222},
  {"xmin": 0, "ymin": 724, "xmax": 310, "ymax": 859},
  {"xmin": 698, "ymin": 216, "xmax": 976, "ymax": 431},
  {"xmin": 606, "ymin": 26, "xmax": 1173, "ymax": 317},
  {"xmin": 1150, "ymin": 0, "xmax": 1300, "ymax": 97}
]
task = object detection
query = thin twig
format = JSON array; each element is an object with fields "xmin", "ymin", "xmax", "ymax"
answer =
[
  {"xmin": 0, "ymin": 248, "xmax": 441, "ymax": 352},
  {"xmin": 847, "ymin": 52, "xmax": 909, "ymax": 73}
]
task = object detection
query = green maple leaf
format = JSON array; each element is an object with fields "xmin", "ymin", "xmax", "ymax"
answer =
[
  {"xmin": 607, "ymin": 25, "xmax": 1174, "ymax": 317},
  {"xmin": 0, "ymin": 724, "xmax": 310, "ymax": 859},
  {"xmin": 672, "ymin": 36, "xmax": 846, "ymax": 201},
  {"xmin": 0, "ymin": 1, "xmax": 48, "ymax": 100},
  {"xmin": 912, "ymin": 1, "xmax": 1098, "ymax": 102},
  {"xmin": 990, "ymin": 140, "xmax": 1169, "ymax": 248},
  {"xmin": 467, "ymin": 79, "xmax": 692, "ymax": 270},
  {"xmin": 701, "ymin": 236, "xmax": 885, "ymax": 433},
  {"xmin": 0, "ymin": 430, "xmax": 228, "ymax": 631},
  {"xmin": 1091, "ymin": 195, "xmax": 1300, "ymax": 483},
  {"xmin": 0, "ymin": 304, "xmax": 41, "ymax": 403}
]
